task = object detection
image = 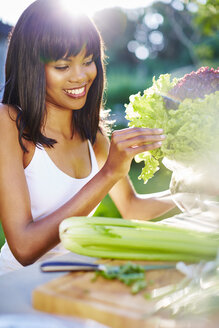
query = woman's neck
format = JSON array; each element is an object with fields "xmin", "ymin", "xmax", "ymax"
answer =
[{"xmin": 43, "ymin": 103, "xmax": 75, "ymax": 140}]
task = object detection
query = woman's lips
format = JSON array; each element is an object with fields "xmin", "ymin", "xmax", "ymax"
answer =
[{"xmin": 64, "ymin": 86, "xmax": 86, "ymax": 98}]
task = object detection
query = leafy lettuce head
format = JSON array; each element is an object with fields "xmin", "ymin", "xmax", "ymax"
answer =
[{"xmin": 125, "ymin": 67, "xmax": 219, "ymax": 183}]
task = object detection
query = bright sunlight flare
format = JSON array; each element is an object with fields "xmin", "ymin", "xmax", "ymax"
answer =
[
  {"xmin": 61, "ymin": 0, "xmax": 98, "ymax": 17},
  {"xmin": 59, "ymin": 0, "xmax": 156, "ymax": 18},
  {"xmin": 0, "ymin": 0, "xmax": 156, "ymax": 25}
]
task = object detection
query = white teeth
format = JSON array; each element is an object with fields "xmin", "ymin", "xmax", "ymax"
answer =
[{"xmin": 65, "ymin": 87, "xmax": 85, "ymax": 95}]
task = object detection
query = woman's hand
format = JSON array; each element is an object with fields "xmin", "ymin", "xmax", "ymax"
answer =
[{"xmin": 103, "ymin": 127, "xmax": 165, "ymax": 180}]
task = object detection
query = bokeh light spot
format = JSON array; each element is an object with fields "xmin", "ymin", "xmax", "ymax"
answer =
[
  {"xmin": 144, "ymin": 12, "xmax": 164, "ymax": 29},
  {"xmin": 135, "ymin": 45, "xmax": 149, "ymax": 60},
  {"xmin": 127, "ymin": 40, "xmax": 139, "ymax": 53},
  {"xmin": 149, "ymin": 31, "xmax": 164, "ymax": 45}
]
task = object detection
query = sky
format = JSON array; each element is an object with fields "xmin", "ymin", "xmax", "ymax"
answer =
[{"xmin": 0, "ymin": 0, "xmax": 156, "ymax": 26}]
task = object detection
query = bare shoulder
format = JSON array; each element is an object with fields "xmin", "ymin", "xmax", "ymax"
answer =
[
  {"xmin": 93, "ymin": 130, "xmax": 110, "ymax": 168},
  {"xmin": 0, "ymin": 104, "xmax": 35, "ymax": 166},
  {"xmin": 0, "ymin": 103, "xmax": 18, "ymax": 128},
  {"xmin": 0, "ymin": 103, "xmax": 22, "ymax": 154}
]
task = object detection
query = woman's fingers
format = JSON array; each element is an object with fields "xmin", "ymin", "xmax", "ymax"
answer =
[
  {"xmin": 114, "ymin": 134, "xmax": 165, "ymax": 149},
  {"xmin": 111, "ymin": 127, "xmax": 163, "ymax": 142},
  {"xmin": 111, "ymin": 127, "xmax": 165, "ymax": 150},
  {"xmin": 127, "ymin": 141, "xmax": 163, "ymax": 157},
  {"xmin": 106, "ymin": 127, "xmax": 165, "ymax": 179}
]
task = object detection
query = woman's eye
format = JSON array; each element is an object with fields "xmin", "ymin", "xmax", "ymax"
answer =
[
  {"xmin": 55, "ymin": 66, "xmax": 69, "ymax": 70},
  {"xmin": 83, "ymin": 59, "xmax": 93, "ymax": 66}
]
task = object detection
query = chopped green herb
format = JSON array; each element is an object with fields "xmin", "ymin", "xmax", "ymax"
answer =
[{"xmin": 95, "ymin": 262, "xmax": 148, "ymax": 294}]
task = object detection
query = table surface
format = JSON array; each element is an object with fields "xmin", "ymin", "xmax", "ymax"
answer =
[
  {"xmin": 0, "ymin": 252, "xmax": 108, "ymax": 328},
  {"xmin": 0, "ymin": 214, "xmax": 218, "ymax": 327}
]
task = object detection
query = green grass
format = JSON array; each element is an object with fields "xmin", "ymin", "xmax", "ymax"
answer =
[{"xmin": 0, "ymin": 222, "xmax": 5, "ymax": 249}]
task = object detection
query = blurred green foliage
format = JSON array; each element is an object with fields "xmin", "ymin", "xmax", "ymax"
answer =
[{"xmin": 194, "ymin": 0, "xmax": 219, "ymax": 35}]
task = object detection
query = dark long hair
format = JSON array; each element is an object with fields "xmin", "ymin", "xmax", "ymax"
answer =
[{"xmin": 2, "ymin": 0, "xmax": 106, "ymax": 151}]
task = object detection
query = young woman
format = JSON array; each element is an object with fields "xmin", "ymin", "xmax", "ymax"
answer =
[{"xmin": 0, "ymin": 0, "xmax": 174, "ymax": 274}]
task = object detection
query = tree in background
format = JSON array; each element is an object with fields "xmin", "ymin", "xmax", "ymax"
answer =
[{"xmin": 194, "ymin": 0, "xmax": 219, "ymax": 35}]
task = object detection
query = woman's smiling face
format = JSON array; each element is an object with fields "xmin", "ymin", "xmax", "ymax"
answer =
[{"xmin": 44, "ymin": 47, "xmax": 97, "ymax": 111}]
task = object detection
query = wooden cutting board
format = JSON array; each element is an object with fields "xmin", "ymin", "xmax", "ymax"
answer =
[{"xmin": 32, "ymin": 260, "xmax": 186, "ymax": 328}]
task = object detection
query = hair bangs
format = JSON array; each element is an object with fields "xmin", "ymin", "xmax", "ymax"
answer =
[{"xmin": 40, "ymin": 14, "xmax": 101, "ymax": 64}]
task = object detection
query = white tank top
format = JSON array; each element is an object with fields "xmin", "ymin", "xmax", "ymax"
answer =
[{"xmin": 0, "ymin": 140, "xmax": 99, "ymax": 274}]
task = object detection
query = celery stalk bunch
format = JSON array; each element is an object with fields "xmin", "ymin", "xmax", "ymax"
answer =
[
  {"xmin": 125, "ymin": 67, "xmax": 219, "ymax": 183},
  {"xmin": 59, "ymin": 217, "xmax": 219, "ymax": 262}
]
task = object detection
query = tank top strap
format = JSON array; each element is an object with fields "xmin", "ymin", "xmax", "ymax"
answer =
[{"xmin": 87, "ymin": 140, "xmax": 99, "ymax": 173}]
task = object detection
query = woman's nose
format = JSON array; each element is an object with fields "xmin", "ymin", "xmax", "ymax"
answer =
[{"xmin": 68, "ymin": 65, "xmax": 85, "ymax": 83}]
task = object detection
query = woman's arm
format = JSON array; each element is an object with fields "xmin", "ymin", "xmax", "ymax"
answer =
[
  {"xmin": 0, "ymin": 105, "xmax": 165, "ymax": 266},
  {"xmin": 94, "ymin": 130, "xmax": 175, "ymax": 220},
  {"xmin": 109, "ymin": 177, "xmax": 175, "ymax": 220}
]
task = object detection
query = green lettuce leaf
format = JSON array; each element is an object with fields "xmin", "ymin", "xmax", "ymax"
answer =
[{"xmin": 125, "ymin": 74, "xmax": 219, "ymax": 183}]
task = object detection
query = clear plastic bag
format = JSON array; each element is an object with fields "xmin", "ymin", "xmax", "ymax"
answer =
[{"xmin": 162, "ymin": 157, "xmax": 219, "ymax": 229}]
